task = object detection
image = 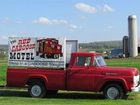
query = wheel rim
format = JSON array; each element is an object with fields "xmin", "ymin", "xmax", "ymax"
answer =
[
  {"xmin": 54, "ymin": 54, "xmax": 59, "ymax": 58},
  {"xmin": 31, "ymin": 85, "xmax": 42, "ymax": 97},
  {"xmin": 107, "ymin": 87, "xmax": 119, "ymax": 99}
]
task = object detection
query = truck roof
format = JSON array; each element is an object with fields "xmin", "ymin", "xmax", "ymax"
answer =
[{"xmin": 71, "ymin": 52, "xmax": 101, "ymax": 56}]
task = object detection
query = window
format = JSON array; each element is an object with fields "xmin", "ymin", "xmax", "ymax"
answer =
[
  {"xmin": 93, "ymin": 56, "xmax": 106, "ymax": 66},
  {"xmin": 75, "ymin": 56, "xmax": 91, "ymax": 66}
]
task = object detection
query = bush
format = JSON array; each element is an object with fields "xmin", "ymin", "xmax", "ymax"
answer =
[{"xmin": 0, "ymin": 53, "xmax": 7, "ymax": 59}]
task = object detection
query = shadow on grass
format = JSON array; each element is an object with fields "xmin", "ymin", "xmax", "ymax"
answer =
[
  {"xmin": 0, "ymin": 89, "xmax": 105, "ymax": 99},
  {"xmin": 47, "ymin": 92, "xmax": 105, "ymax": 100},
  {"xmin": 0, "ymin": 90, "xmax": 29, "ymax": 97},
  {"xmin": 1, "ymin": 89, "xmax": 136, "ymax": 100}
]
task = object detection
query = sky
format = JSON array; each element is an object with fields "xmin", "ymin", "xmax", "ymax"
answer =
[{"xmin": 0, "ymin": 0, "xmax": 140, "ymax": 44}]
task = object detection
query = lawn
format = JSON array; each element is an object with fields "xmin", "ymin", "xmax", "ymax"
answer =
[
  {"xmin": 0, "ymin": 58, "xmax": 140, "ymax": 105},
  {"xmin": 106, "ymin": 58, "xmax": 140, "ymax": 70},
  {"xmin": 0, "ymin": 89, "xmax": 140, "ymax": 105},
  {"xmin": 0, "ymin": 59, "xmax": 7, "ymax": 85}
]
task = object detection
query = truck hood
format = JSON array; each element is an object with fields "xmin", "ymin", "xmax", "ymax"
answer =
[{"xmin": 98, "ymin": 66, "xmax": 139, "ymax": 76}]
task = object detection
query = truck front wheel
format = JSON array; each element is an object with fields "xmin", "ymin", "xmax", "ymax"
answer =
[
  {"xmin": 28, "ymin": 82, "xmax": 46, "ymax": 98},
  {"xmin": 103, "ymin": 84, "xmax": 124, "ymax": 99}
]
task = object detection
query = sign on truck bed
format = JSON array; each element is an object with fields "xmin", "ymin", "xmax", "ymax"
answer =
[
  {"xmin": 8, "ymin": 37, "xmax": 78, "ymax": 69},
  {"xmin": 8, "ymin": 37, "xmax": 66, "ymax": 68}
]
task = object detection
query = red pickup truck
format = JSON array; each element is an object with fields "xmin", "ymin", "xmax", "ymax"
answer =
[{"xmin": 7, "ymin": 52, "xmax": 140, "ymax": 99}]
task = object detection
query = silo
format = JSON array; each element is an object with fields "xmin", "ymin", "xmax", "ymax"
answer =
[
  {"xmin": 128, "ymin": 15, "xmax": 138, "ymax": 57},
  {"xmin": 123, "ymin": 36, "xmax": 129, "ymax": 57}
]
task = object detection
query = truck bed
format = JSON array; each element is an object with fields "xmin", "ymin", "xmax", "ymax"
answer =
[{"xmin": 7, "ymin": 67, "xmax": 66, "ymax": 90}]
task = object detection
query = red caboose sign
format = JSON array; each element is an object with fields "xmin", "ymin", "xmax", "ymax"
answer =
[{"xmin": 37, "ymin": 38, "xmax": 63, "ymax": 59}]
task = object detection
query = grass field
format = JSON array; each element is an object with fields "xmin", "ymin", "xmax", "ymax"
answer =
[
  {"xmin": 0, "ymin": 59, "xmax": 7, "ymax": 85},
  {"xmin": 106, "ymin": 58, "xmax": 140, "ymax": 70},
  {"xmin": 0, "ymin": 58, "xmax": 140, "ymax": 105}
]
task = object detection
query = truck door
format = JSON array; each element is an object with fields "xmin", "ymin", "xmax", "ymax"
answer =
[{"xmin": 67, "ymin": 56, "xmax": 94, "ymax": 91}]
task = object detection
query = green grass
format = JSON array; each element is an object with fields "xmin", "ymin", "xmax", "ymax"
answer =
[
  {"xmin": 0, "ymin": 89, "xmax": 140, "ymax": 105},
  {"xmin": 106, "ymin": 58, "xmax": 140, "ymax": 70},
  {"xmin": 0, "ymin": 58, "xmax": 140, "ymax": 105},
  {"xmin": 0, "ymin": 59, "xmax": 7, "ymax": 85}
]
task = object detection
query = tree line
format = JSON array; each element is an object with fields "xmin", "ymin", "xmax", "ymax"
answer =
[{"xmin": 79, "ymin": 40, "xmax": 122, "ymax": 52}]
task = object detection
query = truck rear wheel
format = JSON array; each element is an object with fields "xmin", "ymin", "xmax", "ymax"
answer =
[
  {"xmin": 28, "ymin": 82, "xmax": 46, "ymax": 98},
  {"xmin": 103, "ymin": 84, "xmax": 124, "ymax": 99}
]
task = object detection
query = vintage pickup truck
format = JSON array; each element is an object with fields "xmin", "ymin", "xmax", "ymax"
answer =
[{"xmin": 7, "ymin": 52, "xmax": 140, "ymax": 99}]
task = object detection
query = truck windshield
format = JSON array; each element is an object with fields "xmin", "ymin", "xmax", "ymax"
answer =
[{"xmin": 94, "ymin": 56, "xmax": 106, "ymax": 66}]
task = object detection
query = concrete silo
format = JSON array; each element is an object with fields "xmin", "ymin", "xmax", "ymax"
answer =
[
  {"xmin": 123, "ymin": 36, "xmax": 129, "ymax": 57},
  {"xmin": 128, "ymin": 15, "xmax": 138, "ymax": 57}
]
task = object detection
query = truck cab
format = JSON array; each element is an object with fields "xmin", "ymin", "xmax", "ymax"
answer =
[{"xmin": 67, "ymin": 52, "xmax": 140, "ymax": 99}]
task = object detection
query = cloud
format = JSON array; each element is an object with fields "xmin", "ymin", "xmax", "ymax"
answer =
[
  {"xmin": 52, "ymin": 19, "xmax": 68, "ymax": 25},
  {"xmin": 33, "ymin": 17, "xmax": 78, "ymax": 30},
  {"xmin": 103, "ymin": 4, "xmax": 115, "ymax": 12},
  {"xmin": 33, "ymin": 17, "xmax": 69, "ymax": 25},
  {"xmin": 75, "ymin": 3, "xmax": 97, "ymax": 14},
  {"xmin": 69, "ymin": 24, "xmax": 78, "ymax": 29},
  {"xmin": 33, "ymin": 17, "xmax": 52, "ymax": 24},
  {"xmin": 75, "ymin": 3, "xmax": 115, "ymax": 13}
]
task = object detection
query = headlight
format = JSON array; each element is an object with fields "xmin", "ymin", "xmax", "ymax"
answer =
[{"xmin": 133, "ymin": 75, "xmax": 140, "ymax": 87}]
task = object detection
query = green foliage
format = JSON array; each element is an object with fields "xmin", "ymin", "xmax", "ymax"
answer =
[
  {"xmin": 0, "ymin": 53, "xmax": 5, "ymax": 58},
  {"xmin": 80, "ymin": 40, "xmax": 122, "ymax": 51},
  {"xmin": 0, "ymin": 45, "xmax": 8, "ymax": 50}
]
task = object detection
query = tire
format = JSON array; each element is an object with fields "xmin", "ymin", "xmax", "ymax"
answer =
[
  {"xmin": 28, "ymin": 82, "xmax": 46, "ymax": 98},
  {"xmin": 54, "ymin": 54, "xmax": 59, "ymax": 59},
  {"xmin": 103, "ymin": 84, "xmax": 124, "ymax": 99}
]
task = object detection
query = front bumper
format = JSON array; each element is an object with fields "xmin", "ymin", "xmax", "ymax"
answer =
[{"xmin": 131, "ymin": 84, "xmax": 140, "ymax": 92}]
